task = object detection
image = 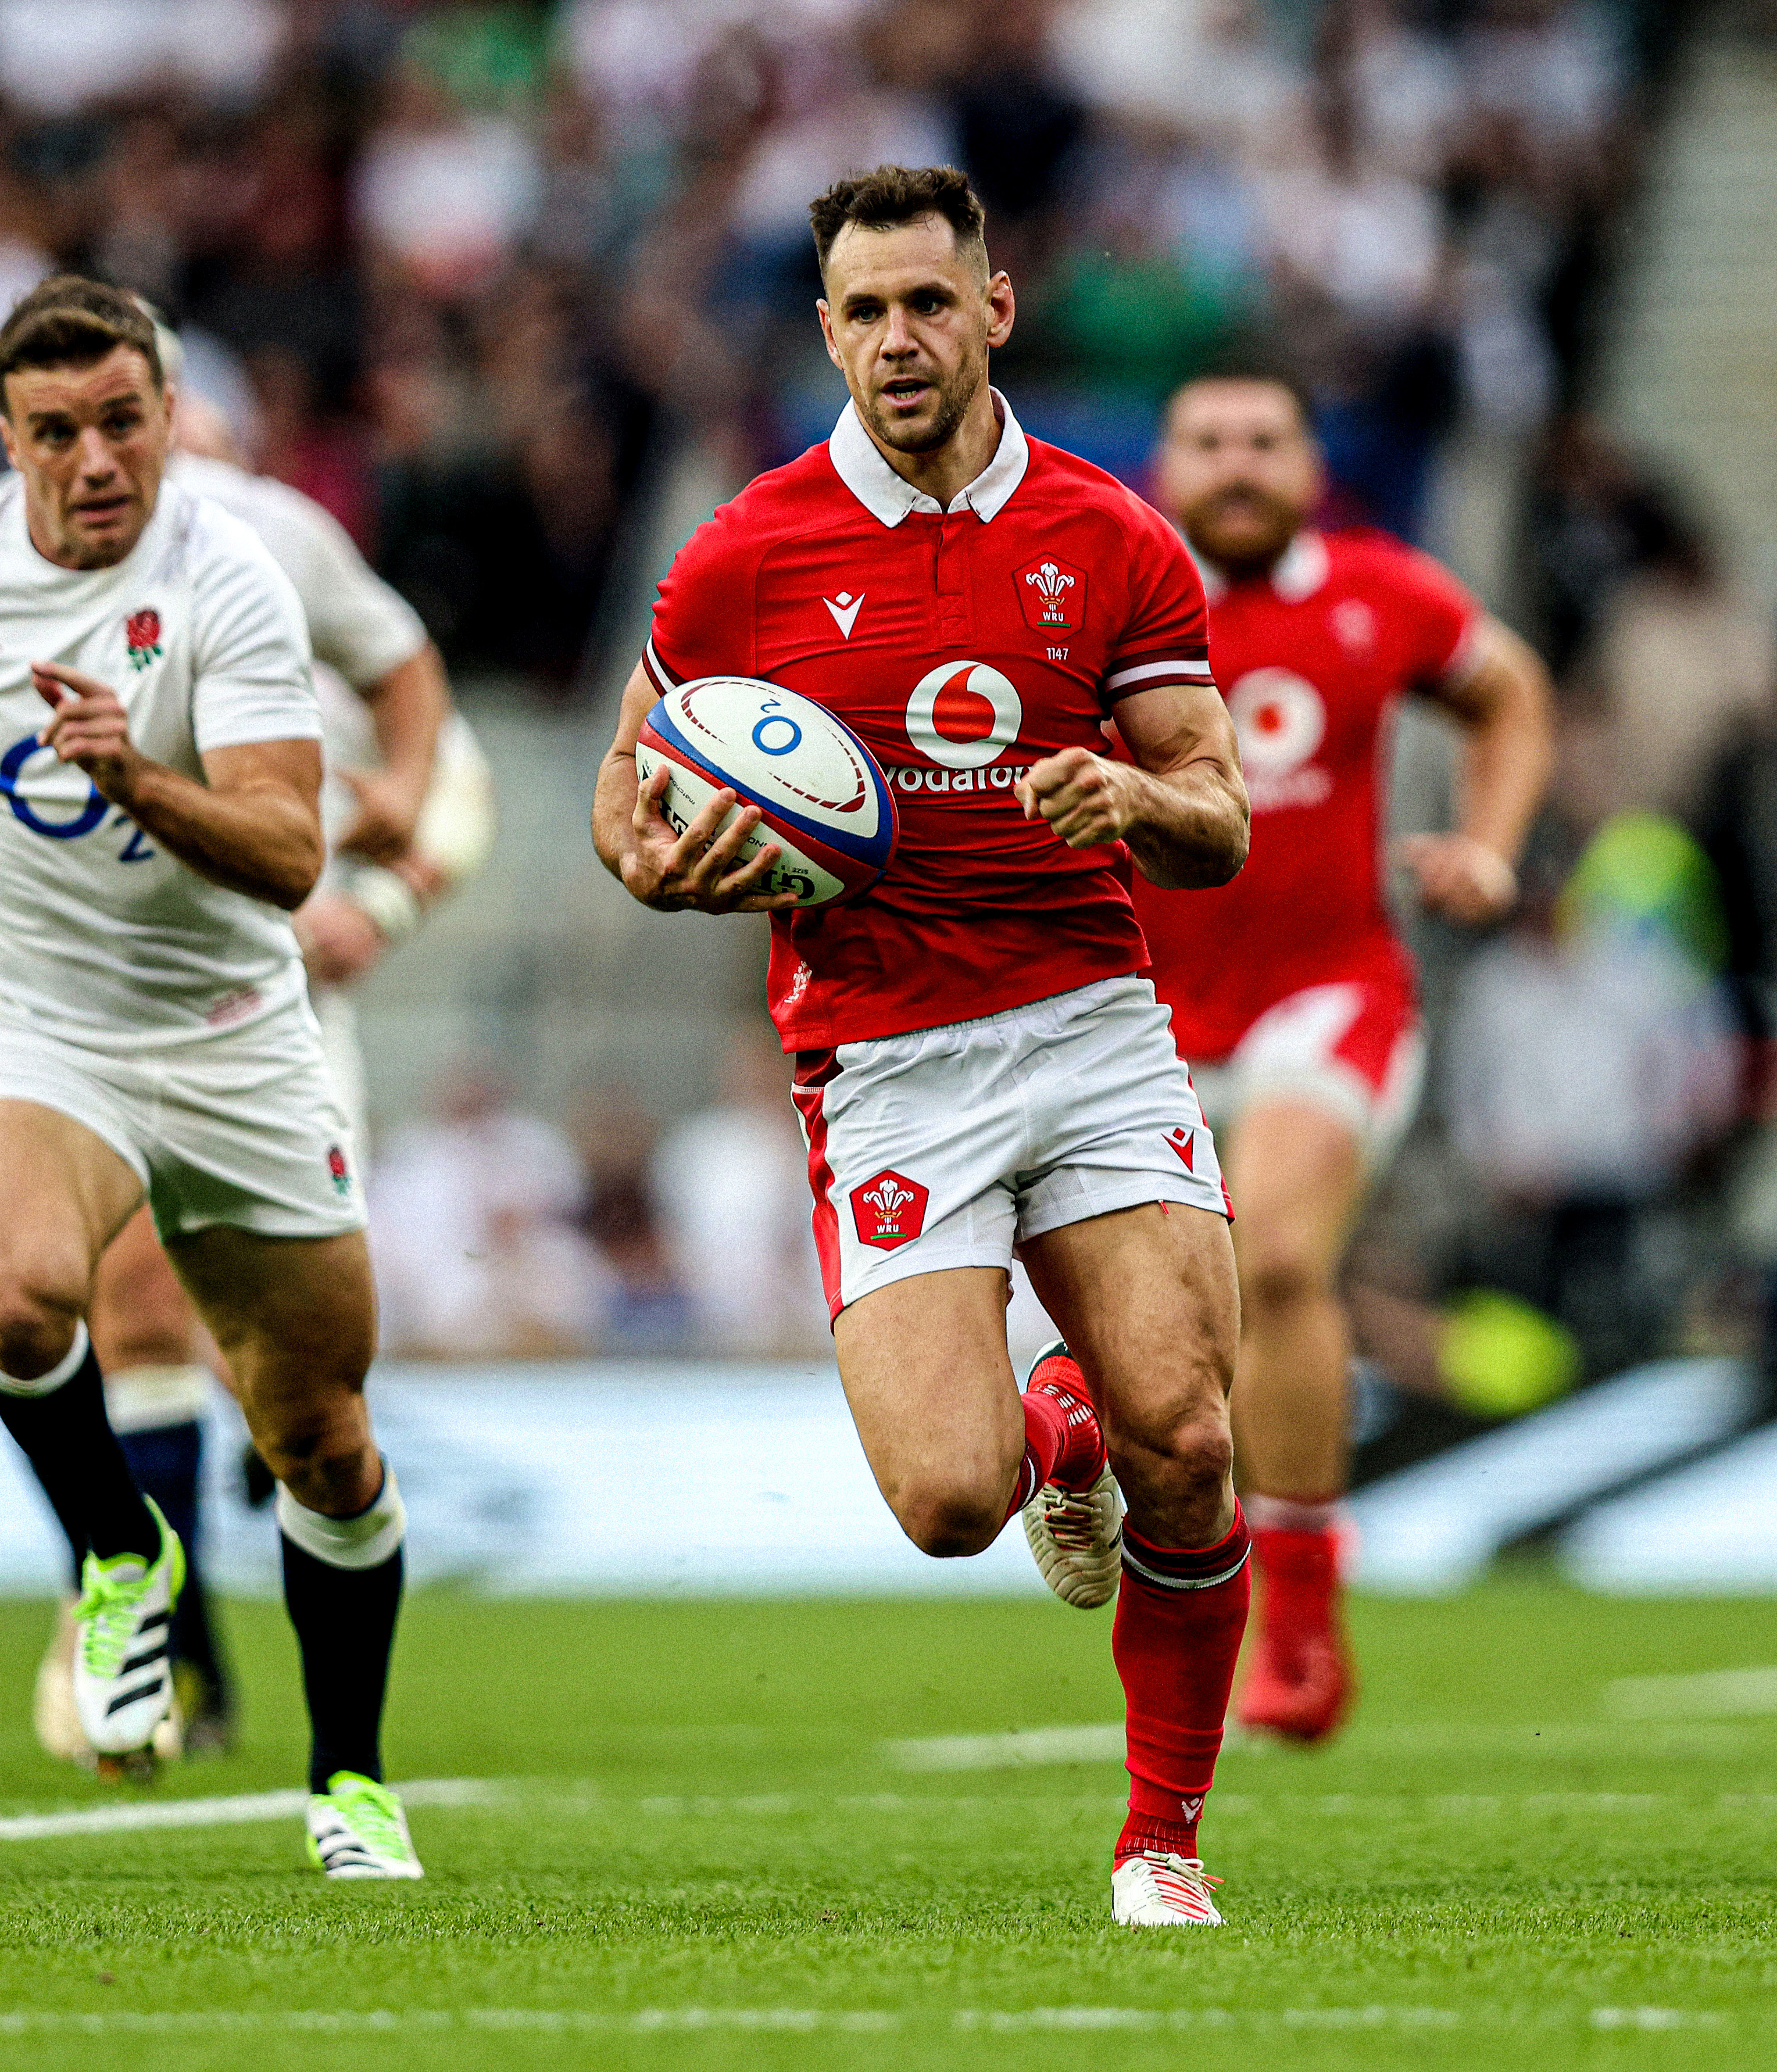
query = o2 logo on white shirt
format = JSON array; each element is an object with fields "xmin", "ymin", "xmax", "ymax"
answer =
[
  {"xmin": 0, "ymin": 736, "xmax": 105, "ymax": 839},
  {"xmin": 906, "ymin": 661, "xmax": 1022, "ymax": 771},
  {"xmin": 1227, "ymin": 668, "xmax": 1325, "ymax": 776}
]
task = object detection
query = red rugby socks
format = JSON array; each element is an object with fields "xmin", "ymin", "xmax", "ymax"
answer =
[
  {"xmin": 1112, "ymin": 1502, "xmax": 1252, "ymax": 1864},
  {"xmin": 1004, "ymin": 1350, "xmax": 1108, "ymax": 1520}
]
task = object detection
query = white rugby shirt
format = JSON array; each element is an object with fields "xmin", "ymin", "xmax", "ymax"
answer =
[{"xmin": 0, "ymin": 470, "xmax": 323, "ymax": 1049}]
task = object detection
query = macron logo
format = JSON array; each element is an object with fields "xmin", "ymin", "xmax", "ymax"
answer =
[{"xmin": 823, "ymin": 591, "xmax": 864, "ymax": 639}]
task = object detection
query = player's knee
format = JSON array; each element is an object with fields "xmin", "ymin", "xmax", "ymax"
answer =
[
  {"xmin": 0, "ymin": 1264, "xmax": 86, "ymax": 1380},
  {"xmin": 1238, "ymin": 1228, "xmax": 1332, "ymax": 1318},
  {"xmin": 896, "ymin": 1475, "xmax": 1003, "ymax": 1559}
]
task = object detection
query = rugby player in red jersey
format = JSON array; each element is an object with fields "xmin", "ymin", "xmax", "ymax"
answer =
[
  {"xmin": 595, "ymin": 167, "xmax": 1253, "ymax": 1927},
  {"xmin": 1134, "ymin": 370, "xmax": 1554, "ymax": 1742}
]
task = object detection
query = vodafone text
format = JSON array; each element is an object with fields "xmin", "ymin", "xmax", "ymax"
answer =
[{"xmin": 881, "ymin": 761, "xmax": 1036, "ymax": 793}]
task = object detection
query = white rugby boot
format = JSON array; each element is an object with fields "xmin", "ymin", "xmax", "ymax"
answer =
[
  {"xmin": 33, "ymin": 1598, "xmax": 92, "ymax": 1767},
  {"xmin": 1021, "ymin": 1340, "xmax": 1124, "ymax": 1609},
  {"xmin": 73, "ymin": 1498, "xmax": 184, "ymax": 1756},
  {"xmin": 306, "ymin": 1773, "xmax": 425, "ymax": 1880},
  {"xmin": 1111, "ymin": 1852, "xmax": 1225, "ymax": 1927}
]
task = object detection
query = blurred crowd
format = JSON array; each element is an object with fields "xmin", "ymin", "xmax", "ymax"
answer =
[
  {"xmin": 14, "ymin": 0, "xmax": 1777, "ymax": 1423},
  {"xmin": 367, "ymin": 1032, "xmax": 832, "ymax": 1359},
  {"xmin": 0, "ymin": 0, "xmax": 1669, "ymax": 686}
]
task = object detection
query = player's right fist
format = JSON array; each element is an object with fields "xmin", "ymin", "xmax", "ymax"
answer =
[
  {"xmin": 32, "ymin": 660, "xmax": 145, "ymax": 803},
  {"xmin": 623, "ymin": 763, "xmax": 800, "ymax": 914}
]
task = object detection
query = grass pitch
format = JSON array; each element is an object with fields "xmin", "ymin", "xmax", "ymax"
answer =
[{"xmin": 0, "ymin": 1580, "xmax": 1771, "ymax": 2072}]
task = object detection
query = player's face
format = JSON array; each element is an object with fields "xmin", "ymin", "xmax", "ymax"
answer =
[
  {"xmin": 1, "ymin": 345, "xmax": 173, "ymax": 570},
  {"xmin": 817, "ymin": 216, "xmax": 1014, "ymax": 458},
  {"xmin": 1157, "ymin": 381, "xmax": 1322, "ymax": 572}
]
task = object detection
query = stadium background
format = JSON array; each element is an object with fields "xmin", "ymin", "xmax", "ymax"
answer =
[
  {"xmin": 0, "ymin": 0, "xmax": 1771, "ymax": 1595},
  {"xmin": 3, "ymin": 5, "xmax": 1777, "ymax": 2064}
]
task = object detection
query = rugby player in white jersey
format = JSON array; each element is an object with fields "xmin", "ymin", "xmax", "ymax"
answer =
[
  {"xmin": 28, "ymin": 355, "xmax": 492, "ymax": 1772},
  {"xmin": 0, "ymin": 276, "xmax": 420, "ymax": 1877}
]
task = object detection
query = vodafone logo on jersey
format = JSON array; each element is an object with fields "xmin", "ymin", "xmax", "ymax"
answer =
[
  {"xmin": 904, "ymin": 661, "xmax": 1023, "ymax": 771},
  {"xmin": 1227, "ymin": 667, "xmax": 1333, "ymax": 812}
]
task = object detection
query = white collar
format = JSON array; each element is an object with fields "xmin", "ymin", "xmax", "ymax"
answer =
[
  {"xmin": 1188, "ymin": 528, "xmax": 1330, "ymax": 604},
  {"xmin": 827, "ymin": 387, "xmax": 1029, "ymax": 528}
]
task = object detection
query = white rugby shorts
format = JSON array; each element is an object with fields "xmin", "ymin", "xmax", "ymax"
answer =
[
  {"xmin": 0, "ymin": 1000, "xmax": 367, "ymax": 1241},
  {"xmin": 792, "ymin": 975, "xmax": 1231, "ymax": 1320},
  {"xmin": 1188, "ymin": 978, "xmax": 1426, "ymax": 1173}
]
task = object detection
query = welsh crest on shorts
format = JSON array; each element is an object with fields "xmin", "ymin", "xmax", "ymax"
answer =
[{"xmin": 852, "ymin": 1169, "xmax": 928, "ymax": 1250}]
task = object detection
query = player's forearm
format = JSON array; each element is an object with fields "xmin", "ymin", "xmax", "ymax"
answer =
[
  {"xmin": 592, "ymin": 748, "xmax": 642, "ymax": 885},
  {"xmin": 112, "ymin": 759, "xmax": 324, "ymax": 908},
  {"xmin": 365, "ymin": 645, "xmax": 449, "ymax": 801},
  {"xmin": 1457, "ymin": 651, "xmax": 1553, "ymax": 865},
  {"xmin": 1125, "ymin": 763, "xmax": 1251, "ymax": 891}
]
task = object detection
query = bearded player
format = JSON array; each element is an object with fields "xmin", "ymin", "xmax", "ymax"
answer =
[
  {"xmin": 1135, "ymin": 368, "xmax": 1553, "ymax": 1741},
  {"xmin": 597, "ymin": 167, "xmax": 1252, "ymax": 1927},
  {"xmin": 0, "ymin": 276, "xmax": 419, "ymax": 1876},
  {"xmin": 29, "ymin": 339, "xmax": 493, "ymax": 1773}
]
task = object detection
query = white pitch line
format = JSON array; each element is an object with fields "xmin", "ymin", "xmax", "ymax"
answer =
[
  {"xmin": 1606, "ymin": 1665, "xmax": 1777, "ymax": 1719},
  {"xmin": 0, "ymin": 2007, "xmax": 1736, "ymax": 2037},
  {"xmin": 885, "ymin": 1724, "xmax": 1125, "ymax": 1771},
  {"xmin": 0, "ymin": 1778, "xmax": 500, "ymax": 1843}
]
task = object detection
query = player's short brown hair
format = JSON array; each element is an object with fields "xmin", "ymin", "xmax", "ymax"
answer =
[
  {"xmin": 809, "ymin": 165, "xmax": 989, "ymax": 280},
  {"xmin": 1172, "ymin": 350, "xmax": 1317, "ymax": 432},
  {"xmin": 0, "ymin": 275, "xmax": 164, "ymax": 411}
]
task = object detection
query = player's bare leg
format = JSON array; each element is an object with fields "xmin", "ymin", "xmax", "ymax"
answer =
[
  {"xmin": 837, "ymin": 1203, "xmax": 1248, "ymax": 1921},
  {"xmin": 170, "ymin": 1226, "xmax": 418, "ymax": 1875},
  {"xmin": 1224, "ymin": 1098, "xmax": 1366, "ymax": 1743},
  {"xmin": 0, "ymin": 1102, "xmax": 183, "ymax": 1762}
]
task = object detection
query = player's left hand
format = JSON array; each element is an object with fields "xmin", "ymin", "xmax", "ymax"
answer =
[
  {"xmin": 1397, "ymin": 832, "xmax": 1518, "ymax": 926},
  {"xmin": 295, "ymin": 890, "xmax": 389, "ymax": 984},
  {"xmin": 1017, "ymin": 748, "xmax": 1136, "ymax": 849},
  {"xmin": 31, "ymin": 660, "xmax": 145, "ymax": 801},
  {"xmin": 335, "ymin": 765, "xmax": 427, "ymax": 864}
]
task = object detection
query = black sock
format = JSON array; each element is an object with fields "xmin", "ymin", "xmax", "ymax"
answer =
[
  {"xmin": 280, "ymin": 1533, "xmax": 403, "ymax": 1792},
  {"xmin": 120, "ymin": 1420, "xmax": 233, "ymax": 1714},
  {"xmin": 3, "ymin": 1345, "xmax": 159, "ymax": 1563}
]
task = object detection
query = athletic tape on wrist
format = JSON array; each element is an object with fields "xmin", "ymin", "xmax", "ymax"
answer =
[
  {"xmin": 0, "ymin": 1321, "xmax": 90, "ymax": 1398},
  {"xmin": 341, "ymin": 865, "xmax": 423, "ymax": 944},
  {"xmin": 276, "ymin": 1461, "xmax": 406, "ymax": 1570},
  {"xmin": 105, "ymin": 1363, "xmax": 214, "ymax": 1433}
]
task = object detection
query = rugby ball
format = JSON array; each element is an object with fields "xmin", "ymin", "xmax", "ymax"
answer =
[{"xmin": 635, "ymin": 677, "xmax": 896, "ymax": 907}]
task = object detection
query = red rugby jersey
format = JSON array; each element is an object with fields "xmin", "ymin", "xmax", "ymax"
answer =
[
  {"xmin": 645, "ymin": 393, "xmax": 1213, "ymax": 1048},
  {"xmin": 1135, "ymin": 527, "xmax": 1481, "ymax": 1062}
]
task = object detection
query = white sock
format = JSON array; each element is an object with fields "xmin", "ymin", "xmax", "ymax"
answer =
[
  {"xmin": 0, "ymin": 1321, "xmax": 90, "ymax": 1399},
  {"xmin": 276, "ymin": 1463, "xmax": 406, "ymax": 1571},
  {"xmin": 1246, "ymin": 1493, "xmax": 1340, "ymax": 1535},
  {"xmin": 105, "ymin": 1364, "xmax": 213, "ymax": 1433}
]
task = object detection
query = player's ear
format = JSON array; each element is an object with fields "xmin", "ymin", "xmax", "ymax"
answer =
[
  {"xmin": 985, "ymin": 273, "xmax": 1015, "ymax": 350},
  {"xmin": 816, "ymin": 299, "xmax": 845, "ymax": 375}
]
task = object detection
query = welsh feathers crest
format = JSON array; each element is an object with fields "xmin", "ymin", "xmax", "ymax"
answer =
[
  {"xmin": 1014, "ymin": 554, "xmax": 1086, "ymax": 634},
  {"xmin": 850, "ymin": 1168, "xmax": 929, "ymax": 1251}
]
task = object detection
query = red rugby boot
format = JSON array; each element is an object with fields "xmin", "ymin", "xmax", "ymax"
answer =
[{"xmin": 1236, "ymin": 1525, "xmax": 1354, "ymax": 1744}]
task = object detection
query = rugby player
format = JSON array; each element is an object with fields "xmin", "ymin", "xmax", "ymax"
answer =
[
  {"xmin": 30, "ymin": 356, "xmax": 493, "ymax": 1772},
  {"xmin": 0, "ymin": 277, "xmax": 420, "ymax": 1876},
  {"xmin": 1135, "ymin": 368, "xmax": 1553, "ymax": 1741},
  {"xmin": 595, "ymin": 167, "xmax": 1253, "ymax": 1927}
]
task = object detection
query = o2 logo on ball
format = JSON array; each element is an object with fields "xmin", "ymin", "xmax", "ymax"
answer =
[
  {"xmin": 1226, "ymin": 668, "xmax": 1332, "ymax": 811},
  {"xmin": 904, "ymin": 661, "xmax": 1022, "ymax": 771}
]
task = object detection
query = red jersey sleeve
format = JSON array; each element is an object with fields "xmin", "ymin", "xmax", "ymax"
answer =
[
  {"xmin": 1391, "ymin": 543, "xmax": 1483, "ymax": 689},
  {"xmin": 1099, "ymin": 500, "xmax": 1214, "ymax": 711},
  {"xmin": 643, "ymin": 503, "xmax": 759, "ymax": 695}
]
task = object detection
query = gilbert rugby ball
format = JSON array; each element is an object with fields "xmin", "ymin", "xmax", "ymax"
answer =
[{"xmin": 636, "ymin": 677, "xmax": 896, "ymax": 907}]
